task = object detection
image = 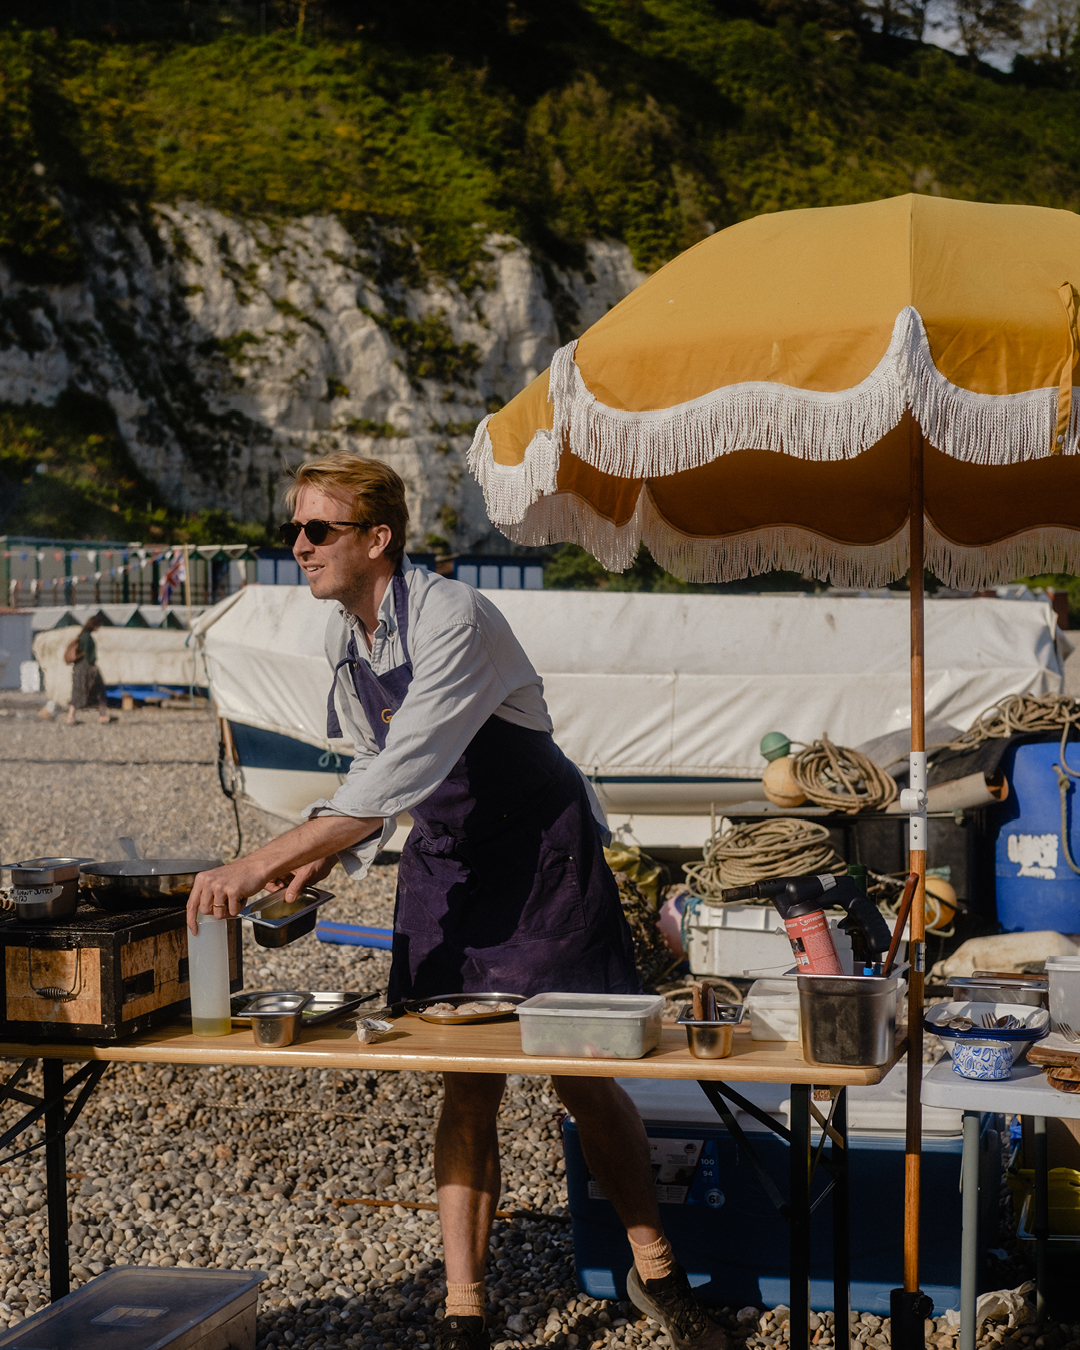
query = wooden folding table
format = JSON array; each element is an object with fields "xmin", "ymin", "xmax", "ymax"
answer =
[{"xmin": 0, "ymin": 1019, "xmax": 902, "ymax": 1348}]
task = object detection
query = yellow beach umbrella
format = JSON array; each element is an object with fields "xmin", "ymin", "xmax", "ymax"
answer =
[{"xmin": 468, "ymin": 192, "xmax": 1080, "ymax": 1346}]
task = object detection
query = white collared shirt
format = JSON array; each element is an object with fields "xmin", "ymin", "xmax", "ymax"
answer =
[{"xmin": 303, "ymin": 557, "xmax": 558, "ymax": 873}]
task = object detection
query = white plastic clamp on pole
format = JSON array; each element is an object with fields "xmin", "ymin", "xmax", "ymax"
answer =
[{"xmin": 905, "ymin": 750, "xmax": 928, "ymax": 852}]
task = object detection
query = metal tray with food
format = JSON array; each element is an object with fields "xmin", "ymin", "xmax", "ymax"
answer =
[{"xmin": 404, "ymin": 992, "xmax": 525, "ymax": 1024}]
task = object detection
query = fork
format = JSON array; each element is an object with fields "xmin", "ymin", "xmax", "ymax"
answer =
[
  {"xmin": 980, "ymin": 1011, "xmax": 1020, "ymax": 1030},
  {"xmin": 1056, "ymin": 1021, "xmax": 1079, "ymax": 1043}
]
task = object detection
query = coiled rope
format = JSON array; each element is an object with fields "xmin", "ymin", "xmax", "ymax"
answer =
[
  {"xmin": 944, "ymin": 693, "xmax": 1080, "ymax": 755},
  {"xmin": 790, "ymin": 735, "xmax": 898, "ymax": 814},
  {"xmin": 684, "ymin": 818, "xmax": 846, "ymax": 900}
]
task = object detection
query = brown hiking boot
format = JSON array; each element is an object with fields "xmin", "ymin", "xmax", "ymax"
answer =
[
  {"xmin": 436, "ymin": 1314, "xmax": 491, "ymax": 1350},
  {"xmin": 627, "ymin": 1265, "xmax": 731, "ymax": 1350}
]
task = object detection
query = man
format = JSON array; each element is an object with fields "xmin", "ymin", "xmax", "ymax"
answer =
[{"xmin": 187, "ymin": 452, "xmax": 727, "ymax": 1350}]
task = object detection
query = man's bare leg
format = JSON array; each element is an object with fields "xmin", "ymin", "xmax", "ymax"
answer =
[
  {"xmin": 552, "ymin": 1076, "xmax": 727, "ymax": 1349},
  {"xmin": 551, "ymin": 1076, "xmax": 662, "ymax": 1243},
  {"xmin": 435, "ymin": 1072, "xmax": 506, "ymax": 1284}
]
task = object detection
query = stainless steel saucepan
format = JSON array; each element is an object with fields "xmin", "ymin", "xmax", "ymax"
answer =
[{"xmin": 80, "ymin": 838, "xmax": 222, "ymax": 910}]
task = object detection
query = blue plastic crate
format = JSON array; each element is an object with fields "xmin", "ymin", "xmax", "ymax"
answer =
[{"xmin": 563, "ymin": 1113, "xmax": 1000, "ymax": 1316}]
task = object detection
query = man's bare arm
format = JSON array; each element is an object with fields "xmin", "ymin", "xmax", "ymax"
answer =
[{"xmin": 185, "ymin": 814, "xmax": 382, "ymax": 933}]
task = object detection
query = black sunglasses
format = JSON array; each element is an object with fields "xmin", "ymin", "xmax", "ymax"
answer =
[{"xmin": 279, "ymin": 519, "xmax": 365, "ymax": 547}]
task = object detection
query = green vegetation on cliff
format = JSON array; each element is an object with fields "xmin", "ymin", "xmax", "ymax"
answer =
[
  {"xmin": 4, "ymin": 0, "xmax": 1080, "ymax": 291},
  {"xmin": 4, "ymin": 0, "xmax": 1080, "ymax": 549}
]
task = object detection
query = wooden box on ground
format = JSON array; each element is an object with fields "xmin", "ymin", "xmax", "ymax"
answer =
[
  {"xmin": 0, "ymin": 905, "xmax": 242, "ymax": 1044},
  {"xmin": 0, "ymin": 1267, "xmax": 265, "ymax": 1349}
]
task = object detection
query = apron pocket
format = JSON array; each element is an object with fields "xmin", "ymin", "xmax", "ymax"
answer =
[
  {"xmin": 466, "ymin": 846, "xmax": 588, "ymax": 948},
  {"xmin": 394, "ymin": 835, "xmax": 472, "ymax": 936}
]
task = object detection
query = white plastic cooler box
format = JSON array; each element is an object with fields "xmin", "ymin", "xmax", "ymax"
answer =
[
  {"xmin": 0, "ymin": 1267, "xmax": 265, "ymax": 1350},
  {"xmin": 683, "ymin": 901, "xmax": 856, "ymax": 979}
]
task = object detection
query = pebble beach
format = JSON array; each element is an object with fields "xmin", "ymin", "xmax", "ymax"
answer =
[{"xmin": 0, "ymin": 695, "xmax": 1072, "ymax": 1350}]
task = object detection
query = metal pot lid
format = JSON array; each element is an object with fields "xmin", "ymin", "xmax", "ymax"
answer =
[{"xmin": 80, "ymin": 858, "xmax": 222, "ymax": 878}]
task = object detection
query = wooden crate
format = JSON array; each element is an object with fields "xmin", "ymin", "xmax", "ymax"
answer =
[{"xmin": 0, "ymin": 904, "xmax": 242, "ymax": 1043}]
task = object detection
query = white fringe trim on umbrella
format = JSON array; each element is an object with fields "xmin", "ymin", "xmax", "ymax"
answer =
[
  {"xmin": 497, "ymin": 485, "xmax": 1080, "ymax": 590},
  {"xmin": 468, "ymin": 306, "xmax": 1080, "ymax": 527},
  {"xmin": 549, "ymin": 308, "xmax": 1080, "ymax": 478},
  {"xmin": 466, "ymin": 415, "xmax": 560, "ymax": 529}
]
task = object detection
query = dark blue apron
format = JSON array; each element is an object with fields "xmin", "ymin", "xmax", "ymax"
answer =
[{"xmin": 326, "ymin": 573, "xmax": 638, "ymax": 1001}]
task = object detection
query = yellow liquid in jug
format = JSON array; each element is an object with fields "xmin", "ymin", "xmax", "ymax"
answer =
[{"xmin": 192, "ymin": 1015, "xmax": 232, "ymax": 1037}]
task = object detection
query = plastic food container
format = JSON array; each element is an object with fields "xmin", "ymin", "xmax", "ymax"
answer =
[
  {"xmin": 1047, "ymin": 956, "xmax": 1080, "ymax": 1031},
  {"xmin": 0, "ymin": 1265, "xmax": 266, "ymax": 1349},
  {"xmin": 517, "ymin": 992, "xmax": 665, "ymax": 1058},
  {"xmin": 745, "ymin": 978, "xmax": 800, "ymax": 1041}
]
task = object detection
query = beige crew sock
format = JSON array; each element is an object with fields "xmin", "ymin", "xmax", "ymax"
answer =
[
  {"xmin": 445, "ymin": 1281, "xmax": 486, "ymax": 1320},
  {"xmin": 630, "ymin": 1234, "xmax": 676, "ymax": 1283}
]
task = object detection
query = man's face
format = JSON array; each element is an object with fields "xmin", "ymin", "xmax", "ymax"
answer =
[{"xmin": 291, "ymin": 485, "xmax": 387, "ymax": 605}]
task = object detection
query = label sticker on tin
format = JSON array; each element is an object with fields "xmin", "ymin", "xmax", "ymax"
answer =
[{"xmin": 13, "ymin": 885, "xmax": 62, "ymax": 904}]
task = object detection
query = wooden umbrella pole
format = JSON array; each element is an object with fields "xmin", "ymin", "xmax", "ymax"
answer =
[{"xmin": 905, "ymin": 431, "xmax": 927, "ymax": 1297}]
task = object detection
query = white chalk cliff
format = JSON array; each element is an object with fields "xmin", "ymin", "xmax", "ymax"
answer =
[{"xmin": 0, "ymin": 204, "xmax": 645, "ymax": 550}]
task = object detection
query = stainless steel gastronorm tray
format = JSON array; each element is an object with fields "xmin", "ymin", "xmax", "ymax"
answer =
[{"xmin": 231, "ymin": 989, "xmax": 377, "ymax": 1026}]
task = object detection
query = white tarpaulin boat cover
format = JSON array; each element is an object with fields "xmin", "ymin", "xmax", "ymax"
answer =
[{"xmin": 194, "ymin": 583, "xmax": 1067, "ymax": 830}]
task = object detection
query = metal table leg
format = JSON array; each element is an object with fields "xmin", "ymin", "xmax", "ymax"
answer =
[
  {"xmin": 832, "ymin": 1089, "xmax": 850, "ymax": 1350},
  {"xmin": 959, "ymin": 1111, "xmax": 980, "ymax": 1350},
  {"xmin": 1032, "ymin": 1116, "xmax": 1048, "ymax": 1327},
  {"xmin": 790, "ymin": 1084, "xmax": 812, "ymax": 1350},
  {"xmin": 43, "ymin": 1061, "xmax": 70, "ymax": 1303},
  {"xmin": 0, "ymin": 1057, "xmax": 110, "ymax": 1301}
]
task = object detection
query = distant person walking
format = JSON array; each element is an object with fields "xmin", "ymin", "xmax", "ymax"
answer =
[{"xmin": 64, "ymin": 616, "xmax": 110, "ymax": 726}]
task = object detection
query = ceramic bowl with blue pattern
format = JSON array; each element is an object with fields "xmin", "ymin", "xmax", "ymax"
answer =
[
  {"xmin": 950, "ymin": 1040, "xmax": 1015, "ymax": 1080},
  {"xmin": 925, "ymin": 1000, "xmax": 1049, "ymax": 1081}
]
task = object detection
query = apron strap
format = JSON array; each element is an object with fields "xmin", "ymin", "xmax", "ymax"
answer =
[
  {"xmin": 325, "ymin": 573, "xmax": 411, "ymax": 740},
  {"xmin": 326, "ymin": 635, "xmax": 360, "ymax": 739},
  {"xmin": 391, "ymin": 570, "xmax": 412, "ymax": 666}
]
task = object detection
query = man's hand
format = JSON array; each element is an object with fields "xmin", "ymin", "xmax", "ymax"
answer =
[
  {"xmin": 186, "ymin": 856, "xmax": 280, "ymax": 932},
  {"xmin": 185, "ymin": 813, "xmax": 382, "ymax": 933},
  {"xmin": 264, "ymin": 855, "xmax": 337, "ymax": 903}
]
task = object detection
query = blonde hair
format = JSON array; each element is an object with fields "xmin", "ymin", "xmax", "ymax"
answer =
[{"xmin": 284, "ymin": 453, "xmax": 409, "ymax": 564}]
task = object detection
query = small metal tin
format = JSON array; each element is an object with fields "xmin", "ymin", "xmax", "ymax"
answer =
[
  {"xmin": 9, "ymin": 858, "xmax": 92, "ymax": 923},
  {"xmin": 239, "ymin": 888, "xmax": 335, "ymax": 948},
  {"xmin": 947, "ymin": 976, "xmax": 1047, "ymax": 1007},
  {"xmin": 245, "ymin": 991, "xmax": 312, "ymax": 1047},
  {"xmin": 229, "ymin": 989, "xmax": 376, "ymax": 1027},
  {"xmin": 677, "ymin": 1003, "xmax": 745, "ymax": 1059},
  {"xmin": 11, "ymin": 857, "xmax": 91, "ymax": 886},
  {"xmin": 13, "ymin": 880, "xmax": 79, "ymax": 923}
]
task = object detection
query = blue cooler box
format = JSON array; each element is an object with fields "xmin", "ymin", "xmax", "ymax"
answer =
[{"xmin": 563, "ymin": 1078, "xmax": 1000, "ymax": 1316}]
